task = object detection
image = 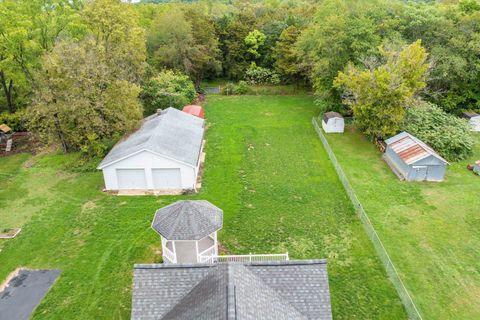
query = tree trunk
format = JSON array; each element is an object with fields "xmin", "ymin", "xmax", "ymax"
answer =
[
  {"xmin": 53, "ymin": 112, "xmax": 68, "ymax": 153},
  {"xmin": 0, "ymin": 71, "xmax": 15, "ymax": 113}
]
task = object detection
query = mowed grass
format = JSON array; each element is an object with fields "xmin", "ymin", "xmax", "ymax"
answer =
[
  {"xmin": 0, "ymin": 95, "xmax": 405, "ymax": 319},
  {"xmin": 326, "ymin": 126, "xmax": 480, "ymax": 320}
]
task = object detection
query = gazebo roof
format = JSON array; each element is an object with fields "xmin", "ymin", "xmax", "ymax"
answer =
[{"xmin": 152, "ymin": 200, "xmax": 223, "ymax": 240}]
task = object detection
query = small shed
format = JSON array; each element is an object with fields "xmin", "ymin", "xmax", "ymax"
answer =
[
  {"xmin": 462, "ymin": 112, "xmax": 480, "ymax": 132},
  {"xmin": 97, "ymin": 107, "xmax": 205, "ymax": 192},
  {"xmin": 383, "ymin": 132, "xmax": 448, "ymax": 181},
  {"xmin": 182, "ymin": 105, "xmax": 204, "ymax": 119},
  {"xmin": 474, "ymin": 160, "xmax": 480, "ymax": 175},
  {"xmin": 152, "ymin": 200, "xmax": 222, "ymax": 264},
  {"xmin": 322, "ymin": 112, "xmax": 344, "ymax": 133}
]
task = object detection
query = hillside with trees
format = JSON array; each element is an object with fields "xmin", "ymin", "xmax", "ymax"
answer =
[{"xmin": 0, "ymin": 0, "xmax": 478, "ymax": 160}]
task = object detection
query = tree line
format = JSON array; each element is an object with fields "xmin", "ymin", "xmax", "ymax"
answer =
[{"xmin": 0, "ymin": 0, "xmax": 478, "ymax": 160}]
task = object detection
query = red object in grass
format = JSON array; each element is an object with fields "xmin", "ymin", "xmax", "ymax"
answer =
[{"xmin": 182, "ymin": 105, "xmax": 204, "ymax": 119}]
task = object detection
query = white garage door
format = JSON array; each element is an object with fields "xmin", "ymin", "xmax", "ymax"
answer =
[
  {"xmin": 116, "ymin": 169, "xmax": 147, "ymax": 189},
  {"xmin": 152, "ymin": 168, "xmax": 181, "ymax": 189}
]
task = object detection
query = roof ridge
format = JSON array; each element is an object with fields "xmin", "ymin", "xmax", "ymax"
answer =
[
  {"xmin": 231, "ymin": 264, "xmax": 308, "ymax": 319},
  {"xmin": 159, "ymin": 265, "xmax": 223, "ymax": 319}
]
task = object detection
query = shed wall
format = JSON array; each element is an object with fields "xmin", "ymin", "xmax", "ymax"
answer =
[
  {"xmin": 469, "ymin": 117, "xmax": 480, "ymax": 131},
  {"xmin": 102, "ymin": 150, "xmax": 196, "ymax": 190},
  {"xmin": 322, "ymin": 118, "xmax": 344, "ymax": 133},
  {"xmin": 384, "ymin": 147, "xmax": 410, "ymax": 179}
]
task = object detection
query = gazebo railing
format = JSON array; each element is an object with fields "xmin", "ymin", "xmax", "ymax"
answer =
[
  {"xmin": 200, "ymin": 253, "xmax": 289, "ymax": 264},
  {"xmin": 163, "ymin": 246, "xmax": 176, "ymax": 264}
]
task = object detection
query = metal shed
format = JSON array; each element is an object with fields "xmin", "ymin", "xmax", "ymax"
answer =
[
  {"xmin": 462, "ymin": 112, "xmax": 480, "ymax": 132},
  {"xmin": 321, "ymin": 112, "xmax": 344, "ymax": 133},
  {"xmin": 383, "ymin": 132, "xmax": 448, "ymax": 182}
]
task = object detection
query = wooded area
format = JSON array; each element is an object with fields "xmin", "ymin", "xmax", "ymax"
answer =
[{"xmin": 0, "ymin": 0, "xmax": 479, "ymax": 159}]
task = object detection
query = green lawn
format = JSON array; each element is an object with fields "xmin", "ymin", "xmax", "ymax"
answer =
[
  {"xmin": 326, "ymin": 126, "xmax": 480, "ymax": 320},
  {"xmin": 0, "ymin": 96, "xmax": 405, "ymax": 319}
]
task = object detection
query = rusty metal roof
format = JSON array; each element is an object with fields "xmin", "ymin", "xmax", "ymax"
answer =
[
  {"xmin": 385, "ymin": 132, "xmax": 448, "ymax": 165},
  {"xmin": 0, "ymin": 124, "xmax": 12, "ymax": 133}
]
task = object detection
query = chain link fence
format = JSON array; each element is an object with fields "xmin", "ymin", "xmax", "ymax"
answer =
[{"xmin": 312, "ymin": 117, "xmax": 422, "ymax": 320}]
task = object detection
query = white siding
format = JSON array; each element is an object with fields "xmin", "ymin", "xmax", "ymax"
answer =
[
  {"xmin": 101, "ymin": 150, "xmax": 197, "ymax": 190},
  {"xmin": 322, "ymin": 118, "xmax": 344, "ymax": 133},
  {"xmin": 469, "ymin": 116, "xmax": 480, "ymax": 132}
]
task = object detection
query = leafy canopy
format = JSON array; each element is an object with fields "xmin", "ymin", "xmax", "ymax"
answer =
[
  {"xmin": 140, "ymin": 70, "xmax": 196, "ymax": 116},
  {"xmin": 404, "ymin": 101, "xmax": 474, "ymax": 162},
  {"xmin": 334, "ymin": 40, "xmax": 429, "ymax": 139}
]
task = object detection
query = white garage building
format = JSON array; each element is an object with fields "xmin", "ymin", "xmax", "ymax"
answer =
[
  {"xmin": 322, "ymin": 112, "xmax": 344, "ymax": 133},
  {"xmin": 97, "ymin": 107, "xmax": 205, "ymax": 193}
]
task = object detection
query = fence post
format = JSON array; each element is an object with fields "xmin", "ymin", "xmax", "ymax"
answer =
[{"xmin": 311, "ymin": 117, "xmax": 423, "ymax": 320}]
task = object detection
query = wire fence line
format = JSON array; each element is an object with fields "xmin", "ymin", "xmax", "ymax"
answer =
[{"xmin": 312, "ymin": 118, "xmax": 423, "ymax": 320}]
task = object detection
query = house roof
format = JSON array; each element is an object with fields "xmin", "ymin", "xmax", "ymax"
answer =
[
  {"xmin": 385, "ymin": 132, "xmax": 448, "ymax": 165},
  {"xmin": 151, "ymin": 200, "xmax": 223, "ymax": 240},
  {"xmin": 0, "ymin": 124, "xmax": 12, "ymax": 133},
  {"xmin": 131, "ymin": 260, "xmax": 332, "ymax": 320},
  {"xmin": 97, "ymin": 108, "xmax": 204, "ymax": 169},
  {"xmin": 322, "ymin": 112, "xmax": 342, "ymax": 123},
  {"xmin": 462, "ymin": 111, "xmax": 480, "ymax": 119}
]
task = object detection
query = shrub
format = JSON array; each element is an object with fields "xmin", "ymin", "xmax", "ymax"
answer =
[
  {"xmin": 221, "ymin": 81, "xmax": 251, "ymax": 95},
  {"xmin": 140, "ymin": 70, "xmax": 196, "ymax": 116},
  {"xmin": 0, "ymin": 110, "xmax": 27, "ymax": 132},
  {"xmin": 403, "ymin": 102, "xmax": 474, "ymax": 161},
  {"xmin": 245, "ymin": 65, "xmax": 281, "ymax": 85}
]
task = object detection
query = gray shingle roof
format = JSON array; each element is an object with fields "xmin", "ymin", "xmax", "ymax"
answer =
[
  {"xmin": 462, "ymin": 111, "xmax": 480, "ymax": 119},
  {"xmin": 97, "ymin": 108, "xmax": 204, "ymax": 169},
  {"xmin": 131, "ymin": 260, "xmax": 332, "ymax": 320},
  {"xmin": 322, "ymin": 111, "xmax": 342, "ymax": 123},
  {"xmin": 151, "ymin": 200, "xmax": 223, "ymax": 240}
]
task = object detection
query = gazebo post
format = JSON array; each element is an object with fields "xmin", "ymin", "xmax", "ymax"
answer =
[
  {"xmin": 172, "ymin": 240, "xmax": 177, "ymax": 263},
  {"xmin": 195, "ymin": 240, "xmax": 199, "ymax": 263},
  {"xmin": 213, "ymin": 232, "xmax": 218, "ymax": 256}
]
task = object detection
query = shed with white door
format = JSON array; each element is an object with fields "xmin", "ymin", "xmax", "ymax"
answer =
[
  {"xmin": 383, "ymin": 132, "xmax": 448, "ymax": 182},
  {"xmin": 97, "ymin": 107, "xmax": 205, "ymax": 192},
  {"xmin": 462, "ymin": 112, "xmax": 480, "ymax": 132},
  {"xmin": 322, "ymin": 112, "xmax": 344, "ymax": 133}
]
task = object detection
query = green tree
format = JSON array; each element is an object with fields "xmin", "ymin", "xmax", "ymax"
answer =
[
  {"xmin": 28, "ymin": 38, "xmax": 143, "ymax": 156},
  {"xmin": 83, "ymin": 0, "xmax": 146, "ymax": 83},
  {"xmin": 244, "ymin": 29, "xmax": 266, "ymax": 60},
  {"xmin": 404, "ymin": 101, "xmax": 474, "ymax": 161},
  {"xmin": 334, "ymin": 40, "xmax": 429, "ymax": 139},
  {"xmin": 140, "ymin": 70, "xmax": 196, "ymax": 116},
  {"xmin": 273, "ymin": 25, "xmax": 305, "ymax": 84},
  {"xmin": 0, "ymin": 0, "xmax": 82, "ymax": 113}
]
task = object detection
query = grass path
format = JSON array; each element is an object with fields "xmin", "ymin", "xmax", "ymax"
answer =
[
  {"xmin": 0, "ymin": 96, "xmax": 406, "ymax": 319},
  {"xmin": 326, "ymin": 126, "xmax": 480, "ymax": 319}
]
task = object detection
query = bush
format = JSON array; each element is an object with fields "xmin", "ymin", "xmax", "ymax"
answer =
[
  {"xmin": 140, "ymin": 70, "xmax": 196, "ymax": 116},
  {"xmin": 403, "ymin": 102, "xmax": 474, "ymax": 161},
  {"xmin": 245, "ymin": 65, "xmax": 281, "ymax": 85},
  {"xmin": 221, "ymin": 81, "xmax": 251, "ymax": 95},
  {"xmin": 0, "ymin": 110, "xmax": 27, "ymax": 132}
]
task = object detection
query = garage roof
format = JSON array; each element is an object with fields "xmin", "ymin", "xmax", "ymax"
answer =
[
  {"xmin": 98, "ymin": 108, "xmax": 204, "ymax": 169},
  {"xmin": 132, "ymin": 260, "xmax": 332, "ymax": 320},
  {"xmin": 152, "ymin": 200, "xmax": 223, "ymax": 240},
  {"xmin": 385, "ymin": 132, "xmax": 448, "ymax": 165}
]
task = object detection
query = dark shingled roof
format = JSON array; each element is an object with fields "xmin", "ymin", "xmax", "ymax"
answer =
[
  {"xmin": 462, "ymin": 111, "xmax": 480, "ymax": 119},
  {"xmin": 322, "ymin": 112, "xmax": 342, "ymax": 124},
  {"xmin": 151, "ymin": 200, "xmax": 223, "ymax": 240},
  {"xmin": 131, "ymin": 260, "xmax": 332, "ymax": 320}
]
